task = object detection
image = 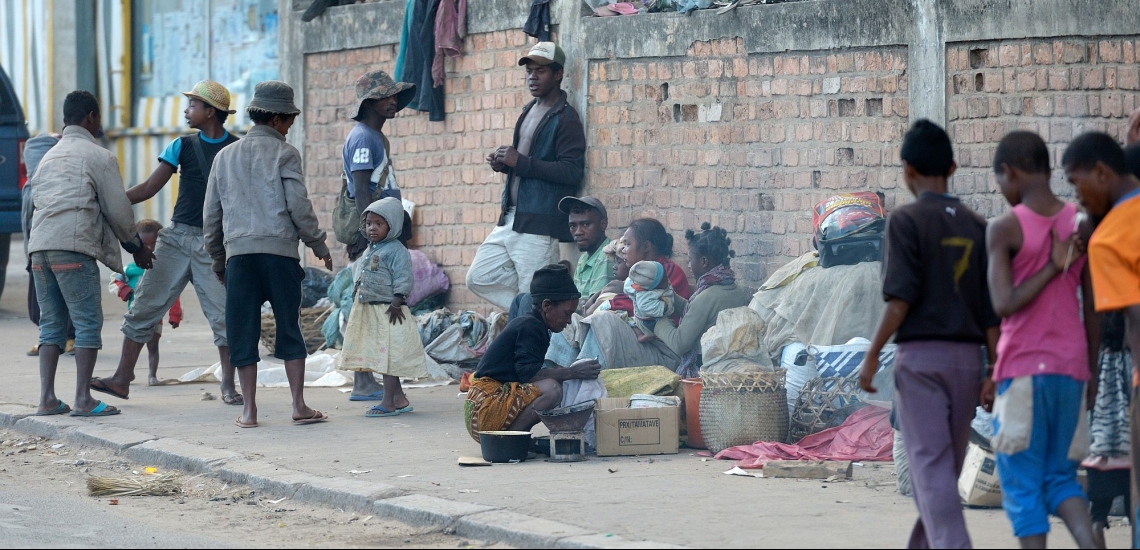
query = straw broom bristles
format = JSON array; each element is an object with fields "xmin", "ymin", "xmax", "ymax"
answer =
[{"xmin": 87, "ymin": 472, "xmax": 182, "ymax": 497}]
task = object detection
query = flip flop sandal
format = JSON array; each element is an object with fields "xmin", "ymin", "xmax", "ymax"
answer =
[
  {"xmin": 366, "ymin": 405, "xmax": 400, "ymax": 417},
  {"xmin": 349, "ymin": 390, "xmax": 386, "ymax": 401},
  {"xmin": 293, "ymin": 410, "xmax": 328, "ymax": 425},
  {"xmin": 89, "ymin": 378, "xmax": 129, "ymax": 400},
  {"xmin": 70, "ymin": 401, "xmax": 120, "ymax": 417},
  {"xmin": 396, "ymin": 406, "xmax": 413, "ymax": 414},
  {"xmin": 235, "ymin": 416, "xmax": 258, "ymax": 428},
  {"xmin": 36, "ymin": 401, "xmax": 71, "ymax": 416},
  {"xmin": 222, "ymin": 393, "xmax": 245, "ymax": 406}
]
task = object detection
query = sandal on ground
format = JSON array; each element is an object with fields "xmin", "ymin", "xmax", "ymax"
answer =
[
  {"xmin": 293, "ymin": 410, "xmax": 328, "ymax": 425},
  {"xmin": 235, "ymin": 416, "xmax": 258, "ymax": 428},
  {"xmin": 222, "ymin": 393, "xmax": 244, "ymax": 406},
  {"xmin": 366, "ymin": 405, "xmax": 409, "ymax": 417},
  {"xmin": 70, "ymin": 402, "xmax": 120, "ymax": 417},
  {"xmin": 89, "ymin": 378, "xmax": 129, "ymax": 400},
  {"xmin": 348, "ymin": 390, "xmax": 385, "ymax": 402},
  {"xmin": 36, "ymin": 401, "xmax": 70, "ymax": 416}
]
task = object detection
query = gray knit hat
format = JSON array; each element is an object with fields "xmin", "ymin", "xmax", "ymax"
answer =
[
  {"xmin": 248, "ymin": 80, "xmax": 301, "ymax": 115},
  {"xmin": 628, "ymin": 261, "xmax": 664, "ymax": 290}
]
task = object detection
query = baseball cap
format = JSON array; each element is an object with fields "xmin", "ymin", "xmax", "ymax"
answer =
[
  {"xmin": 558, "ymin": 196, "xmax": 608, "ymax": 219},
  {"xmin": 518, "ymin": 42, "xmax": 567, "ymax": 68}
]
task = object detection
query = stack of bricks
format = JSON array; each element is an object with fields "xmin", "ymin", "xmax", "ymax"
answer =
[
  {"xmin": 303, "ymin": 31, "xmax": 535, "ymax": 313},
  {"xmin": 585, "ymin": 38, "xmax": 910, "ymax": 288},
  {"xmin": 948, "ymin": 37, "xmax": 1140, "ymax": 218}
]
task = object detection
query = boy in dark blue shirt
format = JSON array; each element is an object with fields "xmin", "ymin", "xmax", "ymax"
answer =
[{"xmin": 859, "ymin": 120, "xmax": 1001, "ymax": 549}]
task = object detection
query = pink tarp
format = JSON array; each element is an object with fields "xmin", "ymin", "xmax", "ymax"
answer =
[{"xmin": 714, "ymin": 404, "xmax": 893, "ymax": 469}]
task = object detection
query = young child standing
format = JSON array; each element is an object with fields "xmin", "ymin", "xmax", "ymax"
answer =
[
  {"xmin": 858, "ymin": 120, "xmax": 1001, "ymax": 549},
  {"xmin": 1063, "ymin": 133, "xmax": 1140, "ymax": 549},
  {"xmin": 626, "ymin": 260, "xmax": 675, "ymax": 343},
  {"xmin": 110, "ymin": 219, "xmax": 182, "ymax": 386},
  {"xmin": 338, "ymin": 197, "xmax": 428, "ymax": 417},
  {"xmin": 985, "ymin": 131, "xmax": 1098, "ymax": 549}
]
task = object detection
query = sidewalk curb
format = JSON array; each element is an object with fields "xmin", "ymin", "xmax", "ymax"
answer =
[{"xmin": 0, "ymin": 412, "xmax": 686, "ymax": 549}]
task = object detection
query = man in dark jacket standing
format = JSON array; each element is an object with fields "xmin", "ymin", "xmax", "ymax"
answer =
[{"xmin": 467, "ymin": 42, "xmax": 586, "ymax": 310}]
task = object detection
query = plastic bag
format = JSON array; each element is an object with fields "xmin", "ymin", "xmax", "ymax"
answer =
[
  {"xmin": 301, "ymin": 267, "xmax": 334, "ymax": 308},
  {"xmin": 423, "ymin": 311, "xmax": 492, "ymax": 364},
  {"xmin": 408, "ymin": 250, "xmax": 450, "ymax": 306},
  {"xmin": 700, "ymin": 307, "xmax": 768, "ymax": 369}
]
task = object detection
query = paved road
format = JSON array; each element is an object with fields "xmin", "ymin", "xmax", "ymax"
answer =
[
  {"xmin": 0, "ymin": 238, "xmax": 1128, "ymax": 548},
  {"xmin": 0, "ymin": 486, "xmax": 230, "ymax": 549}
]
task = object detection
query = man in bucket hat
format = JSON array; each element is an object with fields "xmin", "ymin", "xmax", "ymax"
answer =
[
  {"xmin": 466, "ymin": 42, "xmax": 586, "ymax": 310},
  {"xmin": 92, "ymin": 80, "xmax": 243, "ymax": 406},
  {"xmin": 204, "ymin": 80, "xmax": 333, "ymax": 428},
  {"xmin": 332, "ymin": 70, "xmax": 416, "ymax": 402},
  {"xmin": 333, "ymin": 70, "xmax": 415, "ymax": 258}
]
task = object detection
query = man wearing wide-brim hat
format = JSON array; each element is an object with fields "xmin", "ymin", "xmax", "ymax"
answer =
[
  {"xmin": 331, "ymin": 70, "xmax": 416, "ymax": 261},
  {"xmin": 93, "ymin": 80, "xmax": 243, "ymax": 407},
  {"xmin": 203, "ymin": 80, "xmax": 333, "ymax": 428}
]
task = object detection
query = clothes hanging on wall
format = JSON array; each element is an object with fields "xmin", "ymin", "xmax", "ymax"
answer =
[
  {"xmin": 432, "ymin": 0, "xmax": 467, "ymax": 88},
  {"xmin": 523, "ymin": 0, "xmax": 552, "ymax": 41}
]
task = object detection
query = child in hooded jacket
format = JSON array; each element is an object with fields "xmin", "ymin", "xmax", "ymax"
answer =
[{"xmin": 338, "ymin": 197, "xmax": 427, "ymax": 417}]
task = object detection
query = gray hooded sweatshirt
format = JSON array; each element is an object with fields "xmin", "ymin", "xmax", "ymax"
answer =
[{"xmin": 354, "ymin": 197, "xmax": 412, "ymax": 304}]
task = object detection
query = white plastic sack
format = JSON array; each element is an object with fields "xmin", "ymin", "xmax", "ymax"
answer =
[
  {"xmin": 177, "ymin": 352, "xmax": 352, "ymax": 388},
  {"xmin": 701, "ymin": 307, "xmax": 766, "ymax": 364},
  {"xmin": 700, "ymin": 307, "xmax": 771, "ymax": 373}
]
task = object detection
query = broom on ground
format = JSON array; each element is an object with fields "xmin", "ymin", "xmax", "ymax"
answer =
[{"xmin": 87, "ymin": 472, "xmax": 181, "ymax": 497}]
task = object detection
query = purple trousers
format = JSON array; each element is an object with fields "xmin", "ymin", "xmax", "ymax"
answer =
[{"xmin": 895, "ymin": 340, "xmax": 984, "ymax": 549}]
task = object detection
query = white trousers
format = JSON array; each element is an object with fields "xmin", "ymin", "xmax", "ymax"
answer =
[{"xmin": 465, "ymin": 209, "xmax": 559, "ymax": 310}]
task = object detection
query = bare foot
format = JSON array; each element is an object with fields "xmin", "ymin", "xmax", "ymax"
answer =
[
  {"xmin": 380, "ymin": 395, "xmax": 411, "ymax": 411},
  {"xmin": 147, "ymin": 376, "xmax": 161, "ymax": 386}
]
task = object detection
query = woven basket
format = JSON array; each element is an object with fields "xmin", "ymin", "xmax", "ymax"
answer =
[
  {"xmin": 789, "ymin": 377, "xmax": 863, "ymax": 442},
  {"xmin": 698, "ymin": 371, "xmax": 789, "ymax": 454},
  {"xmin": 260, "ymin": 307, "xmax": 331, "ymax": 356}
]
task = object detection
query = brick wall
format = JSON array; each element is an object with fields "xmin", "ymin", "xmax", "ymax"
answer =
[
  {"xmin": 585, "ymin": 38, "xmax": 910, "ymax": 287},
  {"xmin": 303, "ymin": 28, "xmax": 1140, "ymax": 315},
  {"xmin": 947, "ymin": 37, "xmax": 1140, "ymax": 217},
  {"xmin": 304, "ymin": 30, "xmax": 535, "ymax": 313}
]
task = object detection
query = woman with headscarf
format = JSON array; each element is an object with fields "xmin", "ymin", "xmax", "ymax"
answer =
[
  {"xmin": 338, "ymin": 197, "xmax": 428, "ymax": 417},
  {"xmin": 465, "ymin": 264, "xmax": 602, "ymax": 440}
]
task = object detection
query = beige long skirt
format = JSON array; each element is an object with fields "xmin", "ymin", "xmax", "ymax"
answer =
[{"xmin": 337, "ymin": 302, "xmax": 428, "ymax": 378}]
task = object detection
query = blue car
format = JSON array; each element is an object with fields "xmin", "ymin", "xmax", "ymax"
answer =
[{"xmin": 0, "ymin": 65, "xmax": 29, "ymax": 298}]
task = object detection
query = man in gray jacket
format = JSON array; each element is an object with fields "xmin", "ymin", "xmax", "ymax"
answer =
[
  {"xmin": 28, "ymin": 90, "xmax": 155, "ymax": 417},
  {"xmin": 203, "ymin": 81, "xmax": 333, "ymax": 428}
]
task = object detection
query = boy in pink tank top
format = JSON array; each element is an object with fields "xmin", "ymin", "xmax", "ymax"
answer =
[{"xmin": 985, "ymin": 131, "xmax": 1098, "ymax": 548}]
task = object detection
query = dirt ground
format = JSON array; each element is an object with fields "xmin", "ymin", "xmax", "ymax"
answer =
[{"xmin": 0, "ymin": 430, "xmax": 510, "ymax": 549}]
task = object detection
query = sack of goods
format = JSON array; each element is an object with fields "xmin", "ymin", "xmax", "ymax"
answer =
[{"xmin": 812, "ymin": 192, "xmax": 886, "ymax": 268}]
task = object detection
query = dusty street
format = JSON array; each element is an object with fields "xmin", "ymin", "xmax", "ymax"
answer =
[
  {"xmin": 0, "ymin": 242, "xmax": 1130, "ymax": 548},
  {"xmin": 0, "ymin": 430, "xmax": 505, "ymax": 549}
]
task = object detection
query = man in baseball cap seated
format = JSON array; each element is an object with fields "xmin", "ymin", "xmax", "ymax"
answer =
[
  {"xmin": 558, "ymin": 196, "xmax": 615, "ymax": 298},
  {"xmin": 467, "ymin": 42, "xmax": 587, "ymax": 311}
]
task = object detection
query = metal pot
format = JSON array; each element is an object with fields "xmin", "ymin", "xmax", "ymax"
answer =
[{"xmin": 477, "ymin": 431, "xmax": 531, "ymax": 463}]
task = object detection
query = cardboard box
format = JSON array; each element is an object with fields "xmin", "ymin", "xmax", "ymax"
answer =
[
  {"xmin": 958, "ymin": 442, "xmax": 1002, "ymax": 508},
  {"xmin": 594, "ymin": 397, "xmax": 679, "ymax": 457}
]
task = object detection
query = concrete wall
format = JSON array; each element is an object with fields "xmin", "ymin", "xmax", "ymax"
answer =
[{"xmin": 282, "ymin": 0, "xmax": 1140, "ymax": 314}]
